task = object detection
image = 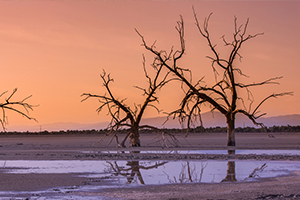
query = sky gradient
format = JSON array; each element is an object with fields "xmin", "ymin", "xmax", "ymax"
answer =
[{"xmin": 0, "ymin": 1, "xmax": 299, "ymax": 131}]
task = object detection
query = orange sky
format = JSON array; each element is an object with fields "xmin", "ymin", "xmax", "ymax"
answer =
[{"xmin": 0, "ymin": 1, "xmax": 299, "ymax": 131}]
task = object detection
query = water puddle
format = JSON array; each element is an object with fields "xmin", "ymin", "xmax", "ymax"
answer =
[
  {"xmin": 1, "ymin": 150, "xmax": 300, "ymax": 198},
  {"xmin": 80, "ymin": 149, "xmax": 300, "ymax": 155},
  {"xmin": 1, "ymin": 159, "xmax": 300, "ymax": 183}
]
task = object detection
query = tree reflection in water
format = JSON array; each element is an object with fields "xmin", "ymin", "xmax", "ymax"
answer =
[
  {"xmin": 245, "ymin": 163, "xmax": 267, "ymax": 180},
  {"xmin": 164, "ymin": 162, "xmax": 208, "ymax": 183},
  {"xmin": 222, "ymin": 150, "xmax": 267, "ymax": 182},
  {"xmin": 221, "ymin": 150, "xmax": 237, "ymax": 182},
  {"xmin": 106, "ymin": 157, "xmax": 167, "ymax": 184},
  {"xmin": 105, "ymin": 150, "xmax": 268, "ymax": 184}
]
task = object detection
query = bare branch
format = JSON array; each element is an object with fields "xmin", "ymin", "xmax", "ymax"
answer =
[
  {"xmin": 236, "ymin": 76, "xmax": 283, "ymax": 88},
  {"xmin": 137, "ymin": 9, "xmax": 291, "ymax": 147},
  {"xmin": 82, "ymin": 53, "xmax": 172, "ymax": 147},
  {"xmin": 252, "ymin": 92, "xmax": 293, "ymax": 116},
  {"xmin": 0, "ymin": 88, "xmax": 37, "ymax": 130}
]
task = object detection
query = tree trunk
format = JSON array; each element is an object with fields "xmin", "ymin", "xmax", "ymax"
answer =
[
  {"xmin": 221, "ymin": 161, "xmax": 237, "ymax": 182},
  {"xmin": 130, "ymin": 128, "xmax": 141, "ymax": 147},
  {"xmin": 226, "ymin": 114, "xmax": 236, "ymax": 146},
  {"xmin": 126, "ymin": 161, "xmax": 144, "ymax": 184}
]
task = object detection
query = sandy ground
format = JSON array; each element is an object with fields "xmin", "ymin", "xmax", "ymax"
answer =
[{"xmin": 0, "ymin": 132, "xmax": 299, "ymax": 199}]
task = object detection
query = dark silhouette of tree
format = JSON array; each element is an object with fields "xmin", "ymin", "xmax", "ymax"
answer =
[
  {"xmin": 221, "ymin": 161, "xmax": 237, "ymax": 182},
  {"xmin": 221, "ymin": 150, "xmax": 237, "ymax": 182},
  {"xmin": 106, "ymin": 160, "xmax": 167, "ymax": 184},
  {"xmin": 246, "ymin": 163, "xmax": 267, "ymax": 179},
  {"xmin": 221, "ymin": 150, "xmax": 267, "ymax": 182},
  {"xmin": 136, "ymin": 8, "xmax": 292, "ymax": 146},
  {"xmin": 81, "ymin": 56, "xmax": 173, "ymax": 147},
  {"xmin": 0, "ymin": 88, "xmax": 36, "ymax": 130}
]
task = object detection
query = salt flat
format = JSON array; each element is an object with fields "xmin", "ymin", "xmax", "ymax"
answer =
[{"xmin": 0, "ymin": 132, "xmax": 299, "ymax": 199}]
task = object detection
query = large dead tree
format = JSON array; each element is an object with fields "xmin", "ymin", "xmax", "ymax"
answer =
[
  {"xmin": 81, "ymin": 57, "xmax": 173, "ymax": 147},
  {"xmin": 0, "ymin": 88, "xmax": 36, "ymax": 130},
  {"xmin": 136, "ymin": 9, "xmax": 292, "ymax": 146}
]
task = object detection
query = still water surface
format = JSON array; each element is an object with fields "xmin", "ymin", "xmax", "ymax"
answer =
[
  {"xmin": 81, "ymin": 149, "xmax": 300, "ymax": 155},
  {"xmin": 1, "ymin": 154, "xmax": 300, "ymax": 199},
  {"xmin": 1, "ymin": 159, "xmax": 300, "ymax": 184}
]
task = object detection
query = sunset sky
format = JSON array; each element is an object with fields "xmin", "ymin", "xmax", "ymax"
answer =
[{"xmin": 0, "ymin": 1, "xmax": 299, "ymax": 131}]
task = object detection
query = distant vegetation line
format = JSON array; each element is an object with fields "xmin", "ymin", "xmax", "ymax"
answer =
[
  {"xmin": 164, "ymin": 125, "xmax": 300, "ymax": 133},
  {"xmin": 1, "ymin": 125, "xmax": 300, "ymax": 135}
]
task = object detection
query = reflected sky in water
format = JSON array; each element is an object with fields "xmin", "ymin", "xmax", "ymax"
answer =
[
  {"xmin": 1, "ymin": 158, "xmax": 300, "ymax": 199},
  {"xmin": 1, "ymin": 159, "xmax": 300, "ymax": 184},
  {"xmin": 81, "ymin": 150, "xmax": 300, "ymax": 155}
]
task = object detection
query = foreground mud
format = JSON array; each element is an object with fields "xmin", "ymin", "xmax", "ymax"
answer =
[
  {"xmin": 97, "ymin": 171, "xmax": 300, "ymax": 200},
  {"xmin": 0, "ymin": 133, "xmax": 299, "ymax": 199}
]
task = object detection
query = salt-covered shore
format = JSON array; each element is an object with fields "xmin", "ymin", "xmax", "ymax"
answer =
[{"xmin": 0, "ymin": 132, "xmax": 299, "ymax": 199}]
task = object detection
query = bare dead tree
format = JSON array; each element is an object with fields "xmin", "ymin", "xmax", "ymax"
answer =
[
  {"xmin": 81, "ymin": 56, "xmax": 173, "ymax": 147},
  {"xmin": 0, "ymin": 88, "xmax": 36, "ymax": 130},
  {"xmin": 136, "ymin": 9, "xmax": 293, "ymax": 146}
]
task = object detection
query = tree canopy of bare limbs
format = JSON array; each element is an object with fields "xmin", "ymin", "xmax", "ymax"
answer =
[
  {"xmin": 0, "ymin": 88, "xmax": 36, "ymax": 130},
  {"xmin": 136, "ymin": 8, "xmax": 293, "ymax": 146},
  {"xmin": 81, "ymin": 57, "xmax": 177, "ymax": 147}
]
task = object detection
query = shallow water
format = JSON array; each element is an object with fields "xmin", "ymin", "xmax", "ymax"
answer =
[
  {"xmin": 1, "ymin": 150, "xmax": 300, "ymax": 199},
  {"xmin": 1, "ymin": 159, "xmax": 300, "ymax": 184},
  {"xmin": 80, "ymin": 149, "xmax": 300, "ymax": 155}
]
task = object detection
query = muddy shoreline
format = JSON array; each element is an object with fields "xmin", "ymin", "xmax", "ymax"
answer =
[
  {"xmin": 1, "ymin": 150, "xmax": 300, "ymax": 161},
  {"xmin": 0, "ymin": 133, "xmax": 300, "ymax": 199}
]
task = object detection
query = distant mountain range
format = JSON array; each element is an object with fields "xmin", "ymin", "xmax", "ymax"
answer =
[
  {"xmin": 5, "ymin": 112, "xmax": 300, "ymax": 132},
  {"xmin": 142, "ymin": 112, "xmax": 300, "ymax": 129}
]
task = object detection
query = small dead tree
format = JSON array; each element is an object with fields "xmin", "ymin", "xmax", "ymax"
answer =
[
  {"xmin": 136, "ymin": 9, "xmax": 292, "ymax": 146},
  {"xmin": 81, "ymin": 57, "xmax": 172, "ymax": 147},
  {"xmin": 0, "ymin": 88, "xmax": 36, "ymax": 130}
]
